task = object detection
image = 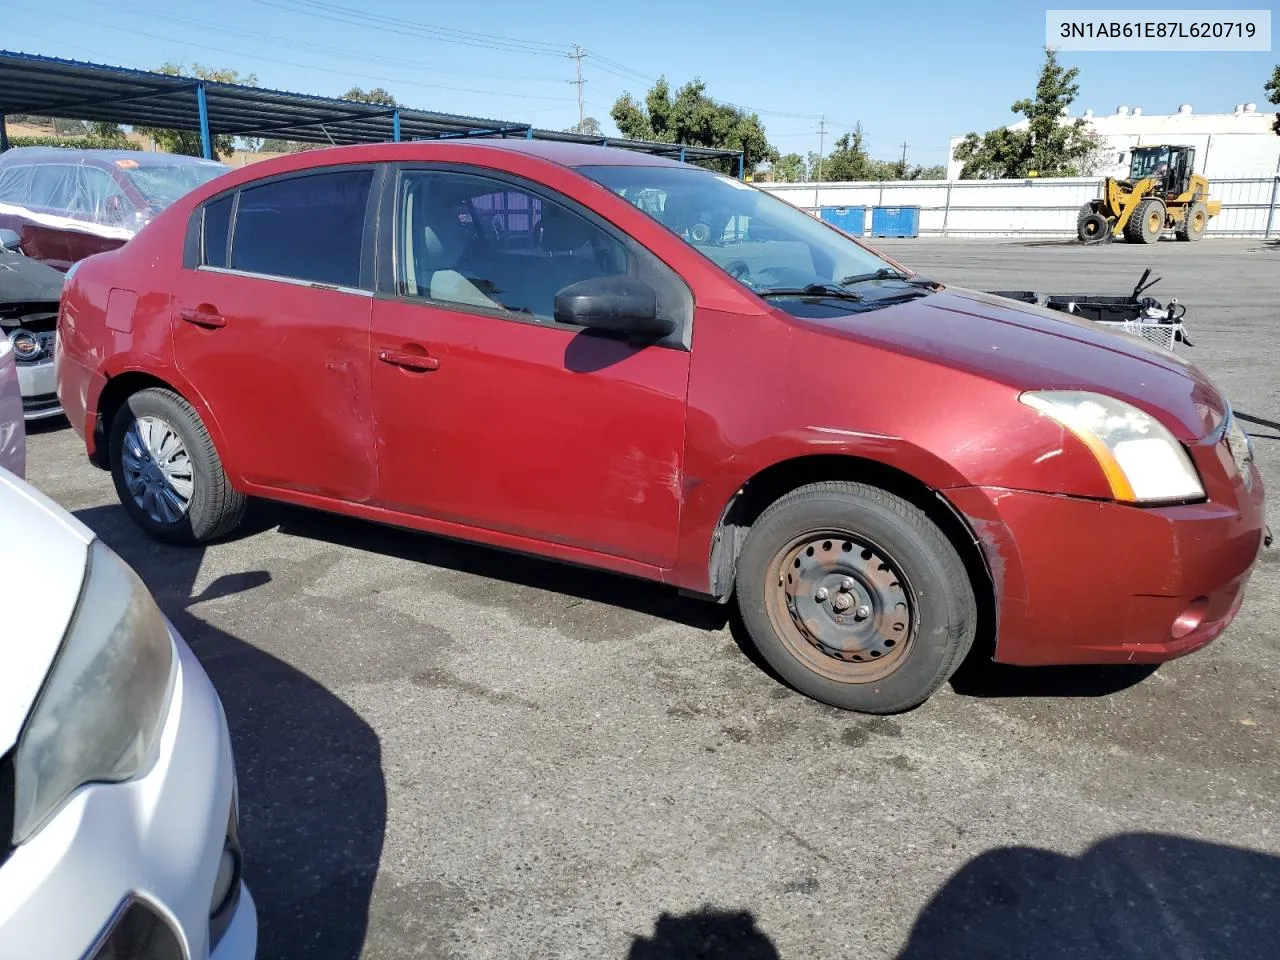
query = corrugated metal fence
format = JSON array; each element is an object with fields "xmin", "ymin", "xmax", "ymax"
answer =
[{"xmin": 759, "ymin": 175, "xmax": 1280, "ymax": 238}]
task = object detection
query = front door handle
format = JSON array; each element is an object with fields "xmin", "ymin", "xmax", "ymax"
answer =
[
  {"xmin": 378, "ymin": 348, "xmax": 440, "ymax": 372},
  {"xmin": 179, "ymin": 307, "xmax": 227, "ymax": 329}
]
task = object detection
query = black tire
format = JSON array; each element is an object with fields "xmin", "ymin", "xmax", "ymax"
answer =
[
  {"xmin": 1125, "ymin": 198, "xmax": 1165, "ymax": 244},
  {"xmin": 108, "ymin": 387, "xmax": 246, "ymax": 545},
  {"xmin": 735, "ymin": 482, "xmax": 977, "ymax": 714},
  {"xmin": 1077, "ymin": 211, "xmax": 1110, "ymax": 243},
  {"xmin": 1176, "ymin": 201, "xmax": 1209, "ymax": 242}
]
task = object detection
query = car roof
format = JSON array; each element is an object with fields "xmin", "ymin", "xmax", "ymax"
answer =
[
  {"xmin": 250, "ymin": 139, "xmax": 693, "ymax": 174},
  {"xmin": 433, "ymin": 140, "xmax": 689, "ymax": 169}
]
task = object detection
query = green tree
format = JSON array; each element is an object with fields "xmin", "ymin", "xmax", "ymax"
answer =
[
  {"xmin": 137, "ymin": 63, "xmax": 258, "ymax": 159},
  {"xmin": 89, "ymin": 121, "xmax": 126, "ymax": 140},
  {"xmin": 563, "ymin": 116, "xmax": 603, "ymax": 136},
  {"xmin": 953, "ymin": 48, "xmax": 1101, "ymax": 179},
  {"xmin": 1267, "ymin": 64, "xmax": 1279, "ymax": 135},
  {"xmin": 611, "ymin": 78, "xmax": 777, "ymax": 175},
  {"xmin": 762, "ymin": 152, "xmax": 806, "ymax": 182},
  {"xmin": 906, "ymin": 163, "xmax": 947, "ymax": 180},
  {"xmin": 341, "ymin": 86, "xmax": 397, "ymax": 106},
  {"xmin": 810, "ymin": 127, "xmax": 877, "ymax": 181}
]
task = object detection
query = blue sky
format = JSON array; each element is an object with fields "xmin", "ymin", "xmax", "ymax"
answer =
[{"xmin": 7, "ymin": 0, "xmax": 1276, "ymax": 166}]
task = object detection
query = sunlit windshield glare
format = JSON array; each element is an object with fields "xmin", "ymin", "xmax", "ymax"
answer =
[{"xmin": 578, "ymin": 165, "xmax": 893, "ymax": 293}]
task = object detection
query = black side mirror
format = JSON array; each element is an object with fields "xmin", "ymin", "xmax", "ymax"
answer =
[
  {"xmin": 0, "ymin": 229, "xmax": 21, "ymax": 252},
  {"xmin": 554, "ymin": 275, "xmax": 674, "ymax": 338}
]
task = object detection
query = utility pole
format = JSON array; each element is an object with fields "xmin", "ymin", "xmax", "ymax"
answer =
[
  {"xmin": 567, "ymin": 44, "xmax": 587, "ymax": 133},
  {"xmin": 816, "ymin": 116, "xmax": 826, "ymax": 183},
  {"xmin": 900, "ymin": 140, "xmax": 909, "ymax": 175}
]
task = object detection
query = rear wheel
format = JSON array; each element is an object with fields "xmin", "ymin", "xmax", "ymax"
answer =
[
  {"xmin": 735, "ymin": 482, "xmax": 977, "ymax": 714},
  {"xmin": 1125, "ymin": 198, "xmax": 1166, "ymax": 244},
  {"xmin": 109, "ymin": 387, "xmax": 246, "ymax": 545},
  {"xmin": 1176, "ymin": 201, "xmax": 1209, "ymax": 241}
]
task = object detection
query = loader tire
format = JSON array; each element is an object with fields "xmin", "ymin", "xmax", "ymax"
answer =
[
  {"xmin": 1077, "ymin": 211, "xmax": 1110, "ymax": 243},
  {"xmin": 1125, "ymin": 198, "xmax": 1165, "ymax": 244},
  {"xmin": 1176, "ymin": 202, "xmax": 1209, "ymax": 242}
]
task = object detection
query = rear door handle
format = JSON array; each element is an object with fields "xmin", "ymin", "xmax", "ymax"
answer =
[
  {"xmin": 378, "ymin": 348, "xmax": 440, "ymax": 372},
  {"xmin": 179, "ymin": 307, "xmax": 227, "ymax": 329}
]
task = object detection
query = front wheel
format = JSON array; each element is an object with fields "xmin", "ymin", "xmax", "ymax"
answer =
[
  {"xmin": 735, "ymin": 482, "xmax": 977, "ymax": 714},
  {"xmin": 109, "ymin": 387, "xmax": 246, "ymax": 545}
]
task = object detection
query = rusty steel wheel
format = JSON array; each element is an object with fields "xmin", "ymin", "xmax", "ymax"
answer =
[
  {"xmin": 765, "ymin": 532, "xmax": 916, "ymax": 684},
  {"xmin": 736, "ymin": 481, "xmax": 977, "ymax": 714}
]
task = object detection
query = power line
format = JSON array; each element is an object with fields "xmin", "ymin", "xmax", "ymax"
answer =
[
  {"xmin": 48, "ymin": 11, "xmax": 580, "ymax": 103},
  {"xmin": 251, "ymin": 0, "xmax": 569, "ymax": 56},
  {"xmin": 76, "ymin": 0, "xmax": 568, "ymax": 84}
]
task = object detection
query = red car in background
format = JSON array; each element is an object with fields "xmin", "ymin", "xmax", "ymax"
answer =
[
  {"xmin": 0, "ymin": 147, "xmax": 228, "ymax": 270},
  {"xmin": 56, "ymin": 141, "xmax": 1268, "ymax": 713}
]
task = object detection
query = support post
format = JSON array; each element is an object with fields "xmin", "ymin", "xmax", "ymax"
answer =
[
  {"xmin": 1266, "ymin": 159, "xmax": 1280, "ymax": 240},
  {"xmin": 392, "ymin": 109, "xmax": 401, "ymax": 142},
  {"xmin": 196, "ymin": 82, "xmax": 212, "ymax": 160},
  {"xmin": 679, "ymin": 146, "xmax": 686, "ymax": 163},
  {"xmin": 738, "ymin": 153, "xmax": 745, "ymax": 180},
  {"xmin": 0, "ymin": 112, "xmax": 8, "ymax": 153},
  {"xmin": 941, "ymin": 180, "xmax": 954, "ymax": 237}
]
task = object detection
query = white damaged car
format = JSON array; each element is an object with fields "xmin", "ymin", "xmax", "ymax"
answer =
[{"xmin": 0, "ymin": 465, "xmax": 257, "ymax": 958}]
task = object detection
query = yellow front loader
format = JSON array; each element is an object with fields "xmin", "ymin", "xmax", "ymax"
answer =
[{"xmin": 1077, "ymin": 145, "xmax": 1221, "ymax": 244}]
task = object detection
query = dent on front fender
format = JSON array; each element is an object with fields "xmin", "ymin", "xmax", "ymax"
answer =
[{"xmin": 944, "ymin": 487, "xmax": 1032, "ymax": 659}]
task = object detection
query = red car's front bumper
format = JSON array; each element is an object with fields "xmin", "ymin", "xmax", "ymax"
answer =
[{"xmin": 950, "ymin": 466, "xmax": 1267, "ymax": 666}]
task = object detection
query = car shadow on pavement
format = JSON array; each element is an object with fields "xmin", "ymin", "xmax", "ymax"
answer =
[
  {"xmin": 898, "ymin": 833, "xmax": 1280, "ymax": 959},
  {"xmin": 627, "ymin": 906, "xmax": 780, "ymax": 959},
  {"xmin": 265, "ymin": 501, "xmax": 732, "ymax": 633},
  {"xmin": 74, "ymin": 504, "xmax": 388, "ymax": 960},
  {"xmin": 948, "ymin": 658, "xmax": 1158, "ymax": 701}
]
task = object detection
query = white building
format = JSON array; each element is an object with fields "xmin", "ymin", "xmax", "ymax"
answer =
[{"xmin": 946, "ymin": 102, "xmax": 1280, "ymax": 180}]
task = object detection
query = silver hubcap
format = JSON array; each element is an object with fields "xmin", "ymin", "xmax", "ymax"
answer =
[{"xmin": 122, "ymin": 416, "xmax": 193, "ymax": 524}]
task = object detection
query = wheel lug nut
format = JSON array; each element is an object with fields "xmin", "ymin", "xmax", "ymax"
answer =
[
  {"xmin": 840, "ymin": 577, "xmax": 855, "ymax": 591},
  {"xmin": 815, "ymin": 587, "xmax": 829, "ymax": 602},
  {"xmin": 855, "ymin": 604, "xmax": 872, "ymax": 620}
]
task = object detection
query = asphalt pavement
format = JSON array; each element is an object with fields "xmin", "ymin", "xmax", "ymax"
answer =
[{"xmin": 23, "ymin": 237, "xmax": 1280, "ymax": 959}]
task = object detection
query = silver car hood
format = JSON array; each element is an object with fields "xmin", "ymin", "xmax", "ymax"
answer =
[{"xmin": 0, "ymin": 470, "xmax": 92, "ymax": 753}]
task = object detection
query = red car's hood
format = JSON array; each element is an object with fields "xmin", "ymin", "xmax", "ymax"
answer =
[{"xmin": 798, "ymin": 286, "xmax": 1227, "ymax": 440}]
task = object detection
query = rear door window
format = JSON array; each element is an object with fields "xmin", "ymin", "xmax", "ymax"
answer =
[{"xmin": 230, "ymin": 169, "xmax": 373, "ymax": 287}]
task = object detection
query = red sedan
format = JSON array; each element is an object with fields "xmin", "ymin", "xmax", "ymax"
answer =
[{"xmin": 56, "ymin": 141, "xmax": 1268, "ymax": 713}]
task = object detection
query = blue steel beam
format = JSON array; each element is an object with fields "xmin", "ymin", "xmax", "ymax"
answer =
[
  {"xmin": 392, "ymin": 109, "xmax": 401, "ymax": 142},
  {"xmin": 196, "ymin": 82, "xmax": 211, "ymax": 160},
  {"xmin": 738, "ymin": 153, "xmax": 745, "ymax": 179}
]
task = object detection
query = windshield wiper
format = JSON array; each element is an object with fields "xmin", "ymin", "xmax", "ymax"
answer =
[
  {"xmin": 756, "ymin": 283, "xmax": 864, "ymax": 301},
  {"xmin": 839, "ymin": 268, "xmax": 940, "ymax": 289},
  {"xmin": 839, "ymin": 268, "xmax": 910, "ymax": 285}
]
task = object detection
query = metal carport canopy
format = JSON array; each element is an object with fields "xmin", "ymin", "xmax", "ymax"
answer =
[
  {"xmin": 0, "ymin": 51, "xmax": 523, "ymax": 153},
  {"xmin": 0, "ymin": 51, "xmax": 746, "ymax": 175}
]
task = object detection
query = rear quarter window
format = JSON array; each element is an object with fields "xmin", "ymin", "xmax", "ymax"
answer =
[{"xmin": 202, "ymin": 195, "xmax": 233, "ymax": 268}]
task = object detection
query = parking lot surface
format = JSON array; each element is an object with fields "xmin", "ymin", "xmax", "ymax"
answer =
[{"xmin": 25, "ymin": 238, "xmax": 1280, "ymax": 959}]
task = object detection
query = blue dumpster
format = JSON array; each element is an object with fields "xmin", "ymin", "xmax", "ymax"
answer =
[
  {"xmin": 870, "ymin": 206, "xmax": 920, "ymax": 238},
  {"xmin": 819, "ymin": 205, "xmax": 867, "ymax": 237}
]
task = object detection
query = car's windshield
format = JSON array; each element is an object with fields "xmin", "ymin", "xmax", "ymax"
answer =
[
  {"xmin": 117, "ymin": 159, "xmax": 229, "ymax": 209},
  {"xmin": 579, "ymin": 165, "xmax": 899, "ymax": 297}
]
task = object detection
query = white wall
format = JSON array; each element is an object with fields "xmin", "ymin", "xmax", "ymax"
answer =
[
  {"xmin": 759, "ymin": 175, "xmax": 1280, "ymax": 238},
  {"xmin": 946, "ymin": 109, "xmax": 1280, "ymax": 180}
]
